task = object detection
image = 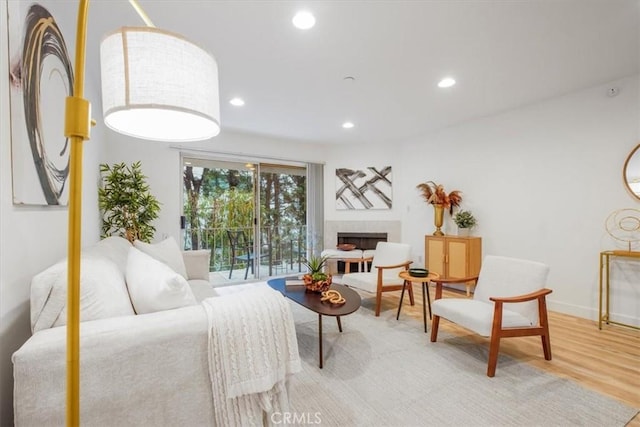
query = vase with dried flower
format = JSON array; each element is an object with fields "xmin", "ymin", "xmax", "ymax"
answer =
[{"xmin": 416, "ymin": 181, "xmax": 462, "ymax": 236}]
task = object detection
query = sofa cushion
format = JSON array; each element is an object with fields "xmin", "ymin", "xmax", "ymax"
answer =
[
  {"xmin": 183, "ymin": 250, "xmax": 211, "ymax": 280},
  {"xmin": 133, "ymin": 237, "xmax": 188, "ymax": 279},
  {"xmin": 126, "ymin": 247, "xmax": 197, "ymax": 314},
  {"xmin": 432, "ymin": 298, "xmax": 533, "ymax": 337},
  {"xmin": 83, "ymin": 236, "xmax": 132, "ymax": 274},
  {"xmin": 31, "ymin": 256, "xmax": 135, "ymax": 333},
  {"xmin": 188, "ymin": 279, "xmax": 218, "ymax": 302}
]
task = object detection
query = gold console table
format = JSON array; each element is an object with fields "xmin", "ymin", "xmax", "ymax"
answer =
[{"xmin": 599, "ymin": 250, "xmax": 640, "ymax": 330}]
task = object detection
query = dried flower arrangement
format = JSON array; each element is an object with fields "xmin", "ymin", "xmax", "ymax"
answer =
[{"xmin": 416, "ymin": 181, "xmax": 462, "ymax": 214}]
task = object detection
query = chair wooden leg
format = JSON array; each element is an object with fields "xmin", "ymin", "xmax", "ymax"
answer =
[
  {"xmin": 487, "ymin": 334, "xmax": 501, "ymax": 377},
  {"xmin": 540, "ymin": 316, "xmax": 552, "ymax": 360},
  {"xmin": 375, "ymin": 291, "xmax": 382, "ymax": 317},
  {"xmin": 430, "ymin": 315, "xmax": 440, "ymax": 342},
  {"xmin": 541, "ymin": 334, "xmax": 552, "ymax": 360},
  {"xmin": 539, "ymin": 297, "xmax": 552, "ymax": 360}
]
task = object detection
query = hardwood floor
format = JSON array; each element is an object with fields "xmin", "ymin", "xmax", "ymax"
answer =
[{"xmin": 377, "ymin": 284, "xmax": 640, "ymax": 425}]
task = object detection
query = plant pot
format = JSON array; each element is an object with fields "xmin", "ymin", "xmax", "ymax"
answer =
[
  {"xmin": 303, "ymin": 274, "xmax": 332, "ymax": 293},
  {"xmin": 457, "ymin": 227, "xmax": 470, "ymax": 237}
]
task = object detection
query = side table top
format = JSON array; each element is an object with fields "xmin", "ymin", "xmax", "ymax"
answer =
[{"xmin": 399, "ymin": 271, "xmax": 440, "ymax": 282}]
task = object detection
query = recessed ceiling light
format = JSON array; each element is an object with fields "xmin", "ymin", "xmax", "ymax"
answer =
[
  {"xmin": 438, "ymin": 77, "xmax": 456, "ymax": 88},
  {"xmin": 342, "ymin": 121, "xmax": 354, "ymax": 129},
  {"xmin": 229, "ymin": 97, "xmax": 245, "ymax": 106},
  {"xmin": 292, "ymin": 11, "xmax": 315, "ymax": 30}
]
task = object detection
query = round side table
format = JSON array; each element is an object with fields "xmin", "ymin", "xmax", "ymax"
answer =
[{"xmin": 396, "ymin": 271, "xmax": 440, "ymax": 333}]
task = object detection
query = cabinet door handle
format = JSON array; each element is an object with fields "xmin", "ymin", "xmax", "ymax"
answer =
[{"xmin": 444, "ymin": 254, "xmax": 448, "ymax": 264}]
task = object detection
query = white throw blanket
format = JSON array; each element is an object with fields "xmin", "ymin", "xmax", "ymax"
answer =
[{"xmin": 202, "ymin": 286, "xmax": 301, "ymax": 426}]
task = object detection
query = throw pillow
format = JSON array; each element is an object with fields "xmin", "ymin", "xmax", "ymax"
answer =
[
  {"xmin": 31, "ymin": 256, "xmax": 135, "ymax": 333},
  {"xmin": 83, "ymin": 235, "xmax": 132, "ymax": 274},
  {"xmin": 133, "ymin": 236, "xmax": 188, "ymax": 279},
  {"xmin": 126, "ymin": 247, "xmax": 197, "ymax": 314},
  {"xmin": 182, "ymin": 249, "xmax": 211, "ymax": 280}
]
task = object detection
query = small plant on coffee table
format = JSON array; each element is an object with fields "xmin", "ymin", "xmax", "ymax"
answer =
[{"xmin": 302, "ymin": 255, "xmax": 332, "ymax": 293}]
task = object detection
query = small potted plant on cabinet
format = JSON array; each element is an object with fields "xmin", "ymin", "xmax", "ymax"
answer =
[{"xmin": 453, "ymin": 210, "xmax": 477, "ymax": 236}]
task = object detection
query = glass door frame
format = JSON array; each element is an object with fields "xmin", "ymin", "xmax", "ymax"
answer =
[{"xmin": 180, "ymin": 153, "xmax": 308, "ymax": 283}]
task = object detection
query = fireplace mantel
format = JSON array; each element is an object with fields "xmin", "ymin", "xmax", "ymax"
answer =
[{"xmin": 324, "ymin": 221, "xmax": 401, "ymax": 249}]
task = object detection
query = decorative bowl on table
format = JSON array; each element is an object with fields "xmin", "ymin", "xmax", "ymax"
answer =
[
  {"xmin": 302, "ymin": 274, "xmax": 333, "ymax": 293},
  {"xmin": 408, "ymin": 268, "xmax": 429, "ymax": 277},
  {"xmin": 336, "ymin": 243, "xmax": 356, "ymax": 251}
]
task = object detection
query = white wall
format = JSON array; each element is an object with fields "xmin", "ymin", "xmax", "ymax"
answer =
[
  {"xmin": 0, "ymin": 2, "xmax": 105, "ymax": 423},
  {"xmin": 323, "ymin": 75, "xmax": 639, "ymax": 326}
]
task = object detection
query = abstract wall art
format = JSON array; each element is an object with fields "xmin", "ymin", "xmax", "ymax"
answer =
[
  {"xmin": 8, "ymin": 2, "xmax": 74, "ymax": 205},
  {"xmin": 335, "ymin": 166, "xmax": 392, "ymax": 210}
]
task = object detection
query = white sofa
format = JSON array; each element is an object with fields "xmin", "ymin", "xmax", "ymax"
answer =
[{"xmin": 13, "ymin": 236, "xmax": 297, "ymax": 426}]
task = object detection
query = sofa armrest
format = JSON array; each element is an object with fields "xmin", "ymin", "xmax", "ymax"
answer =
[
  {"xmin": 13, "ymin": 305, "xmax": 215, "ymax": 426},
  {"xmin": 182, "ymin": 249, "xmax": 211, "ymax": 280}
]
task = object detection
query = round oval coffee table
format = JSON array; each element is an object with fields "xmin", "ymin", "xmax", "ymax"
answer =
[{"xmin": 268, "ymin": 277, "xmax": 361, "ymax": 368}]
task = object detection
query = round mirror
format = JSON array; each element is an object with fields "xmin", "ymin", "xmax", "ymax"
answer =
[{"xmin": 623, "ymin": 144, "xmax": 640, "ymax": 200}]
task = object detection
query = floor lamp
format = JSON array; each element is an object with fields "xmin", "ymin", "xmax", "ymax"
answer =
[{"xmin": 64, "ymin": 1, "xmax": 220, "ymax": 424}]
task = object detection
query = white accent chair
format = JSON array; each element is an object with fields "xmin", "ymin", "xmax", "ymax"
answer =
[
  {"xmin": 430, "ymin": 255, "xmax": 552, "ymax": 377},
  {"xmin": 341, "ymin": 242, "xmax": 413, "ymax": 316}
]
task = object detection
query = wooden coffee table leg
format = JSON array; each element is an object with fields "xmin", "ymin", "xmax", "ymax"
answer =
[
  {"xmin": 336, "ymin": 316, "xmax": 342, "ymax": 332},
  {"xmin": 318, "ymin": 313, "xmax": 323, "ymax": 369}
]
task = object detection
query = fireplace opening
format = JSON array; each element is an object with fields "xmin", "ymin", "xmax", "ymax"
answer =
[{"xmin": 336, "ymin": 232, "xmax": 387, "ymax": 273}]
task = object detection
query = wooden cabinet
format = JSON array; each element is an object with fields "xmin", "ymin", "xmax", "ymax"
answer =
[{"xmin": 425, "ymin": 235, "xmax": 482, "ymax": 296}]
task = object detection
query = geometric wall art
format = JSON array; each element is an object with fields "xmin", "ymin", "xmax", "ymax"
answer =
[
  {"xmin": 336, "ymin": 166, "xmax": 392, "ymax": 210},
  {"xmin": 7, "ymin": 2, "xmax": 74, "ymax": 205}
]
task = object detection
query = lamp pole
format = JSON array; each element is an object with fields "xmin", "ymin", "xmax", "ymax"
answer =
[
  {"xmin": 64, "ymin": 0, "xmax": 91, "ymax": 425},
  {"xmin": 62, "ymin": 1, "xmax": 216, "ymax": 423}
]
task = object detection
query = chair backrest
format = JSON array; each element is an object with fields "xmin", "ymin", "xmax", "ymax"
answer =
[
  {"xmin": 372, "ymin": 242, "xmax": 411, "ymax": 276},
  {"xmin": 227, "ymin": 230, "xmax": 252, "ymax": 255},
  {"xmin": 473, "ymin": 255, "xmax": 550, "ymax": 323}
]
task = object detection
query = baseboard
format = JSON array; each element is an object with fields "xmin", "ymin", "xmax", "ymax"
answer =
[{"xmin": 548, "ymin": 300, "xmax": 640, "ymax": 327}]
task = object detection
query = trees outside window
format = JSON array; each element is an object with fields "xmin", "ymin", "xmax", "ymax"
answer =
[{"xmin": 182, "ymin": 159, "xmax": 306, "ymax": 279}]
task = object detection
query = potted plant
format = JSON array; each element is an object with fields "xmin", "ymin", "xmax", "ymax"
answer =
[
  {"xmin": 416, "ymin": 181, "xmax": 462, "ymax": 235},
  {"xmin": 98, "ymin": 161, "xmax": 161, "ymax": 243},
  {"xmin": 302, "ymin": 254, "xmax": 332, "ymax": 293},
  {"xmin": 453, "ymin": 210, "xmax": 477, "ymax": 236}
]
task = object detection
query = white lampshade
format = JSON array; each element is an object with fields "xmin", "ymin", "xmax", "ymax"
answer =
[{"xmin": 100, "ymin": 27, "xmax": 220, "ymax": 142}]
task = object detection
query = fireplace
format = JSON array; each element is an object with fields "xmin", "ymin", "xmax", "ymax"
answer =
[
  {"xmin": 336, "ymin": 232, "xmax": 387, "ymax": 273},
  {"xmin": 337, "ymin": 232, "xmax": 387, "ymax": 250}
]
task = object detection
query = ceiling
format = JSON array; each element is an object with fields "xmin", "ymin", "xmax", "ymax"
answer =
[{"xmin": 86, "ymin": 0, "xmax": 639, "ymax": 145}]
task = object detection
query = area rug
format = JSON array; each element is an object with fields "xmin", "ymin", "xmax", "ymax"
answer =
[{"xmin": 286, "ymin": 302, "xmax": 638, "ymax": 427}]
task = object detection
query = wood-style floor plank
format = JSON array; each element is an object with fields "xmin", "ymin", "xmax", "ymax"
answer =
[{"xmin": 372, "ymin": 284, "xmax": 640, "ymax": 425}]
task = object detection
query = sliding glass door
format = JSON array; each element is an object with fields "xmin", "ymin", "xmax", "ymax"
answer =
[
  {"xmin": 183, "ymin": 158, "xmax": 256, "ymax": 282},
  {"xmin": 182, "ymin": 157, "xmax": 307, "ymax": 284},
  {"xmin": 259, "ymin": 164, "xmax": 307, "ymax": 277}
]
